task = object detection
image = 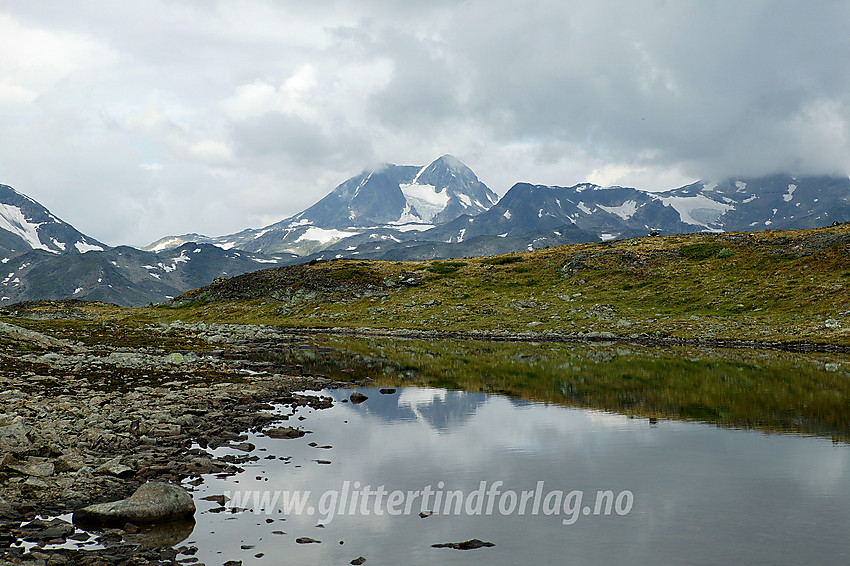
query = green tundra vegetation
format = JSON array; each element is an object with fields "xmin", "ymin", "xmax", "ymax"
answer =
[{"xmin": 154, "ymin": 224, "xmax": 850, "ymax": 346}]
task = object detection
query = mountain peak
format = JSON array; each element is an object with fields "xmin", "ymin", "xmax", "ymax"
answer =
[
  {"xmin": 432, "ymin": 154, "xmax": 465, "ymax": 168},
  {"xmin": 285, "ymin": 156, "xmax": 497, "ymax": 229}
]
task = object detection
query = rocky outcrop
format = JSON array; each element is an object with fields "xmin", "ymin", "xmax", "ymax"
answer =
[{"xmin": 0, "ymin": 321, "xmax": 78, "ymax": 351}]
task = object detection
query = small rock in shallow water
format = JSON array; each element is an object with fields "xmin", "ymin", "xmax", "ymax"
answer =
[
  {"xmin": 201, "ymin": 494, "xmax": 228, "ymax": 506},
  {"xmin": 432, "ymin": 539, "xmax": 495, "ymax": 550},
  {"xmin": 351, "ymin": 557, "xmax": 366, "ymax": 565},
  {"xmin": 265, "ymin": 427, "xmax": 306, "ymax": 439},
  {"xmin": 349, "ymin": 392, "xmax": 368, "ymax": 404}
]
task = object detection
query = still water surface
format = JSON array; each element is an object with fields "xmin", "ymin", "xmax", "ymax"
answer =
[{"xmin": 189, "ymin": 386, "xmax": 850, "ymax": 565}]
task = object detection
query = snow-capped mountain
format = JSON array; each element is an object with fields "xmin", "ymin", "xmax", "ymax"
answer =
[
  {"xmin": 0, "ymin": 184, "xmax": 107, "ymax": 258},
  {"xmin": 291, "ymin": 154, "xmax": 497, "ymax": 227},
  {"xmin": 146, "ymin": 155, "xmax": 499, "ymax": 256},
  {"xmin": 422, "ymin": 174, "xmax": 850, "ymax": 245}
]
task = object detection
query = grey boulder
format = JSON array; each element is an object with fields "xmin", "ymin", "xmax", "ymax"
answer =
[{"xmin": 73, "ymin": 482, "xmax": 195, "ymax": 525}]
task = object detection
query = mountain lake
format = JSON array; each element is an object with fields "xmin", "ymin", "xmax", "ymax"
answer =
[{"xmin": 29, "ymin": 337, "xmax": 850, "ymax": 564}]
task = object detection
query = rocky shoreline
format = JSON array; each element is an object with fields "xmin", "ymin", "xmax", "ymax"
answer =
[{"xmin": 0, "ymin": 319, "xmax": 345, "ymax": 565}]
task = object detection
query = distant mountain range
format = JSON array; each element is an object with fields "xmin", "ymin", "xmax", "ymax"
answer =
[
  {"xmin": 426, "ymin": 174, "xmax": 850, "ymax": 245},
  {"xmin": 1, "ymin": 157, "xmax": 849, "ymax": 306}
]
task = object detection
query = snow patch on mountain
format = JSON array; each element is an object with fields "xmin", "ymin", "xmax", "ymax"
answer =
[
  {"xmin": 598, "ymin": 200, "xmax": 638, "ymax": 220},
  {"xmin": 395, "ymin": 203, "xmax": 418, "ymax": 224},
  {"xmin": 658, "ymin": 195, "xmax": 734, "ymax": 227},
  {"xmin": 390, "ymin": 223, "xmax": 434, "ymax": 232},
  {"xmin": 161, "ymin": 250, "xmax": 191, "ymax": 272},
  {"xmin": 0, "ymin": 204, "xmax": 50, "ymax": 252},
  {"xmin": 295, "ymin": 227, "xmax": 360, "ymax": 244},
  {"xmin": 784, "ymin": 184, "xmax": 797, "ymax": 202},
  {"xmin": 398, "ymin": 183, "xmax": 450, "ymax": 222},
  {"xmin": 411, "ymin": 164, "xmax": 428, "ymax": 184},
  {"xmin": 148, "ymin": 237, "xmax": 186, "ymax": 252},
  {"xmin": 74, "ymin": 241, "xmax": 105, "ymax": 253}
]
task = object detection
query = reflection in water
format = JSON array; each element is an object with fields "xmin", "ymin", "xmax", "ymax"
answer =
[
  {"xmin": 121, "ymin": 519, "xmax": 195, "ymax": 548},
  {"xmin": 357, "ymin": 388, "xmax": 488, "ymax": 431},
  {"xmin": 189, "ymin": 386, "xmax": 850, "ymax": 566},
  {"xmin": 259, "ymin": 335, "xmax": 850, "ymax": 442}
]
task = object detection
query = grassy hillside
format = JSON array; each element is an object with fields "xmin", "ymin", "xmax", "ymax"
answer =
[{"xmin": 151, "ymin": 225, "xmax": 850, "ymax": 346}]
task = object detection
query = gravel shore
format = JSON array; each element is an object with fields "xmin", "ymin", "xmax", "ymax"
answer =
[{"xmin": 0, "ymin": 319, "xmax": 344, "ymax": 565}]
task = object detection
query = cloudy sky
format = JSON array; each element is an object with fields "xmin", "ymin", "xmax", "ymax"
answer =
[{"xmin": 2, "ymin": 1, "xmax": 849, "ymax": 246}]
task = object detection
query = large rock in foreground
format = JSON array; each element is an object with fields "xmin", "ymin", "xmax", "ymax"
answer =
[{"xmin": 72, "ymin": 482, "xmax": 195, "ymax": 526}]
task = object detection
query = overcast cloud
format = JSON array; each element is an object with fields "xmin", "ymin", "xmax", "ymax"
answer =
[{"xmin": 1, "ymin": 0, "xmax": 848, "ymax": 246}]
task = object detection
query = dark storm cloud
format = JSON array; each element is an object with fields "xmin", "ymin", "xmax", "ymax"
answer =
[
  {"xmin": 1, "ymin": 0, "xmax": 848, "ymax": 246},
  {"xmin": 352, "ymin": 0, "xmax": 850, "ymax": 176}
]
